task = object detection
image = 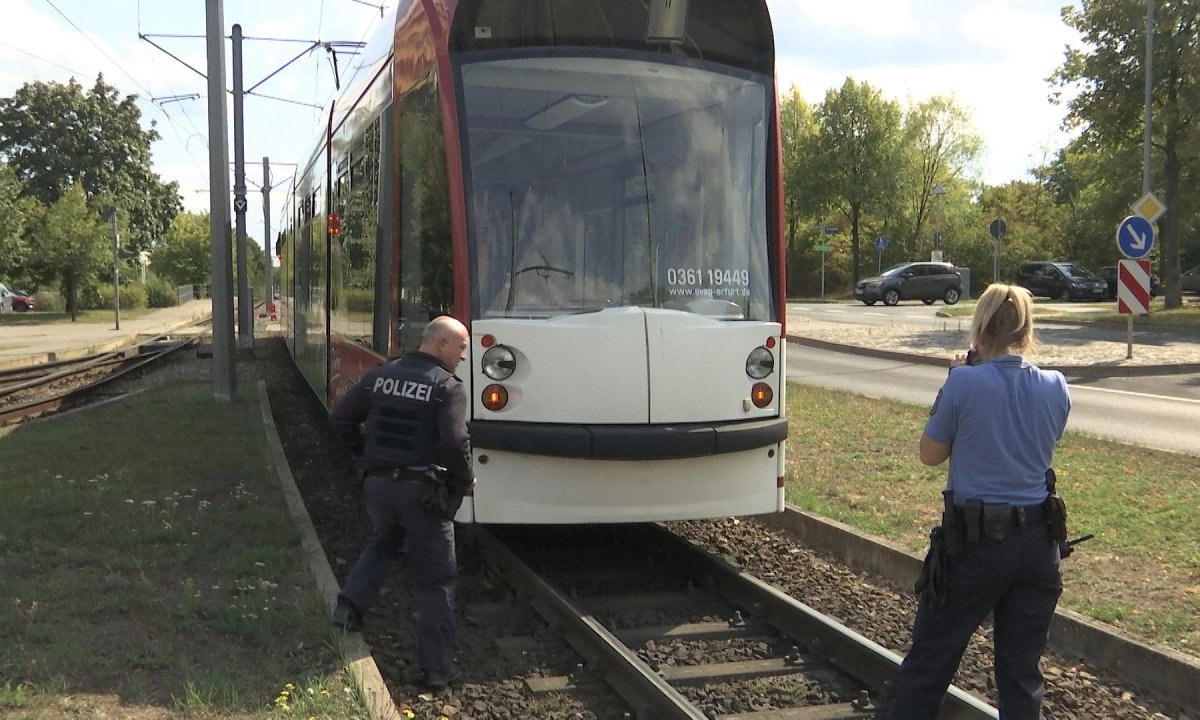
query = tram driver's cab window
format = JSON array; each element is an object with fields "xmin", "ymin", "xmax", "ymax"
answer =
[{"xmin": 461, "ymin": 54, "xmax": 773, "ymax": 322}]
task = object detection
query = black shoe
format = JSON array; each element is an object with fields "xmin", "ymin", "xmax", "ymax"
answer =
[
  {"xmin": 419, "ymin": 666, "xmax": 462, "ymax": 691},
  {"xmin": 331, "ymin": 598, "xmax": 364, "ymax": 633}
]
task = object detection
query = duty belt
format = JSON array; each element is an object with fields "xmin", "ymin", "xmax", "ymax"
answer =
[
  {"xmin": 955, "ymin": 500, "xmax": 1051, "ymax": 544},
  {"xmin": 366, "ymin": 467, "xmax": 436, "ymax": 483},
  {"xmin": 955, "ymin": 501, "xmax": 1047, "ymax": 527}
]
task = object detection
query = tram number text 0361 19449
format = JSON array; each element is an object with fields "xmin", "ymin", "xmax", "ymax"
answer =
[{"xmin": 666, "ymin": 267, "xmax": 751, "ymax": 292}]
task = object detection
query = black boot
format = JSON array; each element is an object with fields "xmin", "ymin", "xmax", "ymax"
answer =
[{"xmin": 331, "ymin": 597, "xmax": 364, "ymax": 633}]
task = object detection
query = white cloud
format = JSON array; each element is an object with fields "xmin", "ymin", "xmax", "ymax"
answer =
[{"xmin": 771, "ymin": 0, "xmax": 1078, "ymax": 184}]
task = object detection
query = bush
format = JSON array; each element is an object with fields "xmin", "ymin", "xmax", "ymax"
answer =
[
  {"xmin": 76, "ymin": 285, "xmax": 106, "ymax": 310},
  {"xmin": 146, "ymin": 274, "xmax": 178, "ymax": 307},
  {"xmin": 34, "ymin": 290, "xmax": 64, "ymax": 312},
  {"xmin": 98, "ymin": 283, "xmax": 147, "ymax": 310},
  {"xmin": 344, "ymin": 287, "xmax": 374, "ymax": 314}
]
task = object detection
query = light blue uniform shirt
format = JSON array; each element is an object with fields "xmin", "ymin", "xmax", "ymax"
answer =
[{"xmin": 924, "ymin": 355, "xmax": 1071, "ymax": 505}]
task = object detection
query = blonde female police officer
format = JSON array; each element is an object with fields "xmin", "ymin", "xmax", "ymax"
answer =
[
  {"xmin": 330, "ymin": 315, "xmax": 472, "ymax": 693},
  {"xmin": 889, "ymin": 284, "xmax": 1071, "ymax": 719}
]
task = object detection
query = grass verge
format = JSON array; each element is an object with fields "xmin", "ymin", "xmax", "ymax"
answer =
[
  {"xmin": 0, "ymin": 381, "xmax": 369, "ymax": 719},
  {"xmin": 785, "ymin": 382, "xmax": 1200, "ymax": 657}
]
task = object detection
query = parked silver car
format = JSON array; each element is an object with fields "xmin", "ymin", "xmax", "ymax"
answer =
[{"xmin": 854, "ymin": 262, "xmax": 963, "ymax": 306}]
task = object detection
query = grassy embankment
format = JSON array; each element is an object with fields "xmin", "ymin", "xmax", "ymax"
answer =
[
  {"xmin": 0, "ymin": 381, "xmax": 369, "ymax": 719},
  {"xmin": 784, "ymin": 383, "xmax": 1199, "ymax": 657}
]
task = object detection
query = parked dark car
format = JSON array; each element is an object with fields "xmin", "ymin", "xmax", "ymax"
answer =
[
  {"xmin": 1182, "ymin": 265, "xmax": 1200, "ymax": 294},
  {"xmin": 854, "ymin": 261, "xmax": 962, "ymax": 306},
  {"xmin": 1015, "ymin": 261, "xmax": 1107, "ymax": 301},
  {"xmin": 1098, "ymin": 266, "xmax": 1161, "ymax": 299}
]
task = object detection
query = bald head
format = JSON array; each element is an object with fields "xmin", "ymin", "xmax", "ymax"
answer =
[{"xmin": 420, "ymin": 315, "xmax": 470, "ymax": 370}]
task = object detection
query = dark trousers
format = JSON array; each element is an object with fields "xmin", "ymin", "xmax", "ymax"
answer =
[
  {"xmin": 340, "ymin": 476, "xmax": 457, "ymax": 674},
  {"xmin": 890, "ymin": 522, "xmax": 1063, "ymax": 719}
]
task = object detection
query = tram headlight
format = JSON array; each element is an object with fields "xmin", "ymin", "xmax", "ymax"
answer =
[
  {"xmin": 481, "ymin": 345, "xmax": 516, "ymax": 380},
  {"xmin": 751, "ymin": 382, "xmax": 773, "ymax": 408},
  {"xmin": 745, "ymin": 346, "xmax": 774, "ymax": 379},
  {"xmin": 482, "ymin": 384, "xmax": 509, "ymax": 411}
]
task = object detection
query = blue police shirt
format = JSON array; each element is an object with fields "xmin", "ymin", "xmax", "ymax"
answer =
[{"xmin": 924, "ymin": 355, "xmax": 1070, "ymax": 505}]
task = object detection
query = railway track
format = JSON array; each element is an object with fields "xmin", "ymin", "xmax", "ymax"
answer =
[
  {"xmin": 469, "ymin": 523, "xmax": 998, "ymax": 720},
  {"xmin": 0, "ymin": 336, "xmax": 199, "ymax": 425}
]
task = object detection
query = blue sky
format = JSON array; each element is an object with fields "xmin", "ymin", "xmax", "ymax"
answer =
[{"xmin": 1, "ymin": 0, "xmax": 1079, "ymax": 254}]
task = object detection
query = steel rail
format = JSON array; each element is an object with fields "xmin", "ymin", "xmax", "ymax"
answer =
[
  {"xmin": 0, "ymin": 350, "xmax": 134, "ymax": 398},
  {"xmin": 652, "ymin": 526, "xmax": 999, "ymax": 720},
  {"xmin": 0, "ymin": 338, "xmax": 198, "ymax": 425},
  {"xmin": 472, "ymin": 525, "xmax": 709, "ymax": 720}
]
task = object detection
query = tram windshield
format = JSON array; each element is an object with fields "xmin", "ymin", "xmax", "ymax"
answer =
[{"xmin": 460, "ymin": 54, "xmax": 772, "ymax": 321}]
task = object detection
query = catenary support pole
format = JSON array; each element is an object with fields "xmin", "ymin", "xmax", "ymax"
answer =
[
  {"xmin": 206, "ymin": 0, "xmax": 236, "ymax": 399},
  {"xmin": 110, "ymin": 210, "xmax": 121, "ymax": 331},
  {"xmin": 233, "ymin": 24, "xmax": 253, "ymax": 348},
  {"xmin": 262, "ymin": 156, "xmax": 272, "ymax": 317}
]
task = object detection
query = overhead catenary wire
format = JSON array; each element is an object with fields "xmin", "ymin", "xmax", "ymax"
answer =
[{"xmin": 21, "ymin": 3, "xmax": 206, "ymax": 187}]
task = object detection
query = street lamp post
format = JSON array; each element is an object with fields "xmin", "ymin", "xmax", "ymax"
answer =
[{"xmin": 932, "ymin": 183, "xmax": 946, "ymax": 262}]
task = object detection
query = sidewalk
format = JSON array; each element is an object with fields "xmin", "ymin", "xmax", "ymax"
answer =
[
  {"xmin": 0, "ymin": 299, "xmax": 214, "ymax": 370},
  {"xmin": 788, "ymin": 310, "xmax": 1200, "ymax": 377}
]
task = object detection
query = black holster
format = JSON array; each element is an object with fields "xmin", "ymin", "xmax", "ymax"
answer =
[
  {"xmin": 419, "ymin": 466, "xmax": 465, "ymax": 521},
  {"xmin": 1045, "ymin": 494, "xmax": 1068, "ymax": 544},
  {"xmin": 915, "ymin": 491, "xmax": 962, "ymax": 608},
  {"xmin": 914, "ymin": 525, "xmax": 950, "ymax": 608}
]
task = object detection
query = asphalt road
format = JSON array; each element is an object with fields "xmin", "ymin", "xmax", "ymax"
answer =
[{"xmin": 786, "ymin": 342, "xmax": 1200, "ymax": 456}]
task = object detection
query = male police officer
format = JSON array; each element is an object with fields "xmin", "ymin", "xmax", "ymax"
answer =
[{"xmin": 330, "ymin": 315, "xmax": 472, "ymax": 692}]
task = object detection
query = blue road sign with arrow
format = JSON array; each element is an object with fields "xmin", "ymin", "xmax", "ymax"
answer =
[
  {"xmin": 874, "ymin": 236, "xmax": 888, "ymax": 250},
  {"xmin": 1116, "ymin": 215, "xmax": 1154, "ymax": 259}
]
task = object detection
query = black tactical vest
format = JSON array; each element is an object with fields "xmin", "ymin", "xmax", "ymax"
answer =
[{"xmin": 359, "ymin": 353, "xmax": 454, "ymax": 470}]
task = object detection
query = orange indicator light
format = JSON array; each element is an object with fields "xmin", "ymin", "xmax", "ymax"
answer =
[
  {"xmin": 751, "ymin": 382, "xmax": 773, "ymax": 408},
  {"xmin": 482, "ymin": 384, "xmax": 509, "ymax": 411}
]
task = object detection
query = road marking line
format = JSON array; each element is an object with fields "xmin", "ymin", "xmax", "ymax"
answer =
[{"xmin": 1071, "ymin": 384, "xmax": 1200, "ymax": 404}]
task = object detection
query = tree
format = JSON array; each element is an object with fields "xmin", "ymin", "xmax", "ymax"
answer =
[
  {"xmin": 899, "ymin": 97, "xmax": 983, "ymax": 255},
  {"xmin": 26, "ymin": 184, "xmax": 108, "ymax": 319},
  {"xmin": 0, "ymin": 74, "xmax": 181, "ymax": 255},
  {"xmin": 153, "ymin": 211, "xmax": 212, "ymax": 287},
  {"xmin": 1054, "ymin": 0, "xmax": 1200, "ymax": 309},
  {"xmin": 0, "ymin": 162, "xmax": 27, "ymax": 279},
  {"xmin": 813, "ymin": 79, "xmax": 904, "ymax": 283},
  {"xmin": 779, "ymin": 87, "xmax": 825, "ymax": 294}
]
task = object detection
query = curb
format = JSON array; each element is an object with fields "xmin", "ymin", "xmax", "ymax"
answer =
[
  {"xmin": 256, "ymin": 380, "xmax": 402, "ymax": 720},
  {"xmin": 786, "ymin": 335, "xmax": 1200, "ymax": 378},
  {"xmin": 756, "ymin": 506, "xmax": 1200, "ymax": 715}
]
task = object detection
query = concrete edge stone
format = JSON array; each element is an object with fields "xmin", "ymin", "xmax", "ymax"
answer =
[
  {"xmin": 256, "ymin": 380, "xmax": 402, "ymax": 720},
  {"xmin": 755, "ymin": 506, "xmax": 1199, "ymax": 714}
]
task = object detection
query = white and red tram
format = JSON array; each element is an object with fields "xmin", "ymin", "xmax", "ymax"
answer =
[{"xmin": 280, "ymin": 0, "xmax": 788, "ymax": 523}]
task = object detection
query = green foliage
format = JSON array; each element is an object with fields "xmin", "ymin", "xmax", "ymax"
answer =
[
  {"xmin": 31, "ymin": 290, "xmax": 63, "ymax": 312},
  {"xmin": 0, "ymin": 74, "xmax": 181, "ymax": 254},
  {"xmin": 153, "ymin": 211, "xmax": 211, "ymax": 286},
  {"xmin": 24, "ymin": 184, "xmax": 108, "ymax": 318},
  {"xmin": 98, "ymin": 282, "xmax": 147, "ymax": 310},
  {"xmin": 0, "ymin": 162, "xmax": 27, "ymax": 272},
  {"xmin": 343, "ymin": 287, "xmax": 373, "ymax": 314},
  {"xmin": 1054, "ymin": 0, "xmax": 1200, "ymax": 308},
  {"xmin": 813, "ymin": 79, "xmax": 904, "ymax": 282},
  {"xmin": 145, "ymin": 273, "xmax": 177, "ymax": 307},
  {"xmin": 780, "ymin": 81, "xmax": 985, "ymax": 295}
]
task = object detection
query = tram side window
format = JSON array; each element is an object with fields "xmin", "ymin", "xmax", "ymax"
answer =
[
  {"xmin": 331, "ymin": 118, "xmax": 381, "ymax": 346},
  {"xmin": 397, "ymin": 71, "xmax": 453, "ymax": 353}
]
